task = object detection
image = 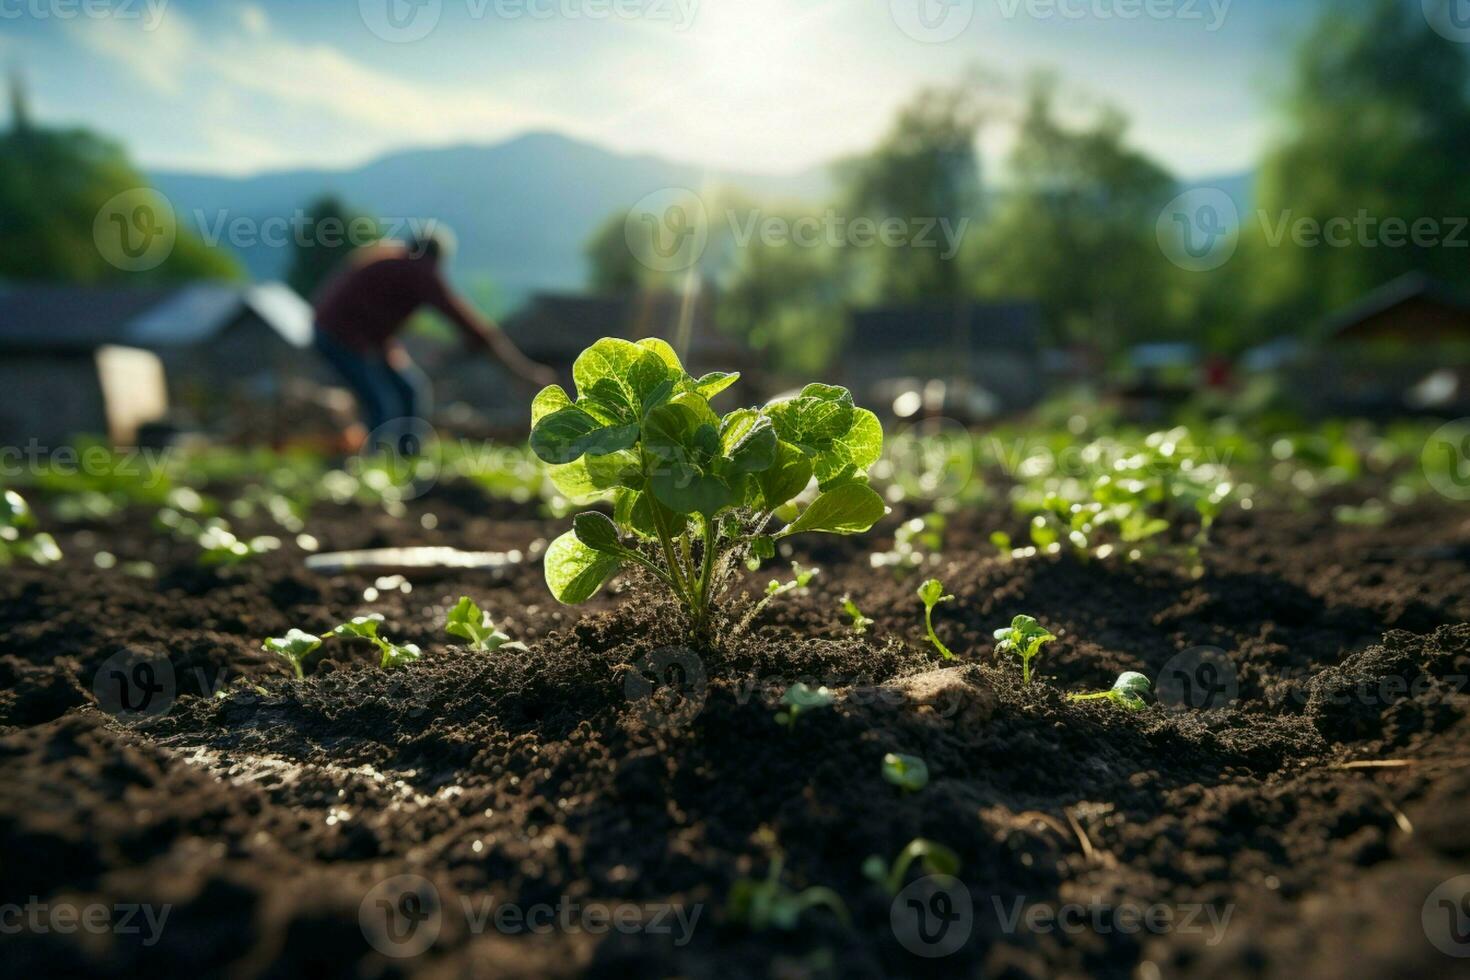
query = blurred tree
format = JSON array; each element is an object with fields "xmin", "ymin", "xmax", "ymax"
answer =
[
  {"xmin": 836, "ymin": 81, "xmax": 986, "ymax": 303},
  {"xmin": 1249, "ymin": 0, "xmax": 1470, "ymax": 337},
  {"xmin": 974, "ymin": 74, "xmax": 1175, "ymax": 350},
  {"xmin": 286, "ymin": 194, "xmax": 378, "ymax": 299},
  {"xmin": 0, "ymin": 82, "xmax": 239, "ymax": 283},
  {"xmin": 585, "ymin": 210, "xmax": 647, "ymax": 292}
]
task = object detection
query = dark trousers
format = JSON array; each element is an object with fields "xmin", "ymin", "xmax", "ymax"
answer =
[{"xmin": 314, "ymin": 330, "xmax": 432, "ymax": 451}]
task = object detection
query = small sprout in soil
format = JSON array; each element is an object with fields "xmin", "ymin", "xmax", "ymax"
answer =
[
  {"xmin": 262, "ymin": 628, "xmax": 321, "ymax": 679},
  {"xmin": 862, "ymin": 838, "xmax": 961, "ymax": 897},
  {"xmin": 196, "ymin": 524, "xmax": 281, "ymax": 566},
  {"xmin": 776, "ymin": 682, "xmax": 834, "ymax": 729},
  {"xmin": 993, "ymin": 614, "xmax": 1056, "ymax": 685},
  {"xmin": 871, "ymin": 511, "xmax": 945, "ymax": 575},
  {"xmin": 727, "ymin": 851, "xmax": 851, "ymax": 932},
  {"xmin": 1068, "ymin": 670, "xmax": 1152, "ymax": 711},
  {"xmin": 840, "ymin": 594, "xmax": 874, "ymax": 634},
  {"xmin": 748, "ymin": 562, "xmax": 819, "ymax": 624},
  {"xmin": 989, "ymin": 530, "xmax": 1013, "ymax": 561},
  {"xmin": 917, "ymin": 578, "xmax": 955, "ymax": 659},
  {"xmin": 0, "ymin": 489, "xmax": 62, "ymax": 566},
  {"xmin": 528, "ymin": 338, "xmax": 885, "ymax": 640},
  {"xmin": 445, "ymin": 595, "xmax": 526, "ymax": 653},
  {"xmin": 881, "ymin": 752, "xmax": 929, "ymax": 793}
]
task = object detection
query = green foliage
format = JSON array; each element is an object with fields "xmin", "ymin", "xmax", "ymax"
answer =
[
  {"xmin": 840, "ymin": 594, "xmax": 873, "ymax": 634},
  {"xmin": 445, "ymin": 595, "xmax": 524, "ymax": 652},
  {"xmin": 727, "ymin": 850, "xmax": 851, "ymax": 932},
  {"xmin": 0, "ymin": 124, "xmax": 240, "ymax": 282},
  {"xmin": 775, "ymin": 682, "xmax": 834, "ymax": 730},
  {"xmin": 872, "ymin": 512, "xmax": 945, "ymax": 576},
  {"xmin": 917, "ymin": 578, "xmax": 955, "ymax": 659},
  {"xmin": 529, "ymin": 338, "xmax": 885, "ymax": 638},
  {"xmin": 0, "ymin": 489, "xmax": 61, "ymax": 565},
  {"xmin": 1068, "ymin": 670, "xmax": 1152, "ymax": 711},
  {"xmin": 861, "ymin": 838, "xmax": 961, "ymax": 897},
  {"xmin": 993, "ymin": 614, "xmax": 1056, "ymax": 685},
  {"xmin": 881, "ymin": 752, "xmax": 929, "ymax": 793}
]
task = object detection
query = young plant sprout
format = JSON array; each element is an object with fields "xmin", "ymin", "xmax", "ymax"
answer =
[
  {"xmin": 196, "ymin": 524, "xmax": 281, "ymax": 567},
  {"xmin": 861, "ymin": 838, "xmax": 961, "ymax": 897},
  {"xmin": 993, "ymin": 614, "xmax": 1056, "ymax": 685},
  {"xmin": 528, "ymin": 338, "xmax": 885, "ymax": 640},
  {"xmin": 840, "ymin": 595, "xmax": 874, "ymax": 634},
  {"xmin": 262, "ymin": 628, "xmax": 322, "ymax": 679},
  {"xmin": 1068, "ymin": 670, "xmax": 1152, "ymax": 711},
  {"xmin": 0, "ymin": 489, "xmax": 61, "ymax": 565},
  {"xmin": 917, "ymin": 578, "xmax": 955, "ymax": 659},
  {"xmin": 746, "ymin": 562, "xmax": 819, "ymax": 624},
  {"xmin": 989, "ymin": 530, "xmax": 1013, "ymax": 562},
  {"xmin": 264, "ymin": 613, "xmax": 420, "ymax": 675},
  {"xmin": 727, "ymin": 850, "xmax": 851, "ymax": 931},
  {"xmin": 445, "ymin": 595, "xmax": 525, "ymax": 653},
  {"xmin": 776, "ymin": 682, "xmax": 834, "ymax": 729},
  {"xmin": 881, "ymin": 752, "xmax": 929, "ymax": 793}
]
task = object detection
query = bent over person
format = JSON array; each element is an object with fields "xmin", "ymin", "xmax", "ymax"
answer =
[{"xmin": 311, "ymin": 227, "xmax": 554, "ymax": 449}]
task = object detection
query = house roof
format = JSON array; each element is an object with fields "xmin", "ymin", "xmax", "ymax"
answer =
[
  {"xmin": 0, "ymin": 282, "xmax": 313, "ymax": 353},
  {"xmin": 1324, "ymin": 272, "xmax": 1470, "ymax": 342},
  {"xmin": 848, "ymin": 302, "xmax": 1041, "ymax": 354},
  {"xmin": 502, "ymin": 290, "xmax": 746, "ymax": 363}
]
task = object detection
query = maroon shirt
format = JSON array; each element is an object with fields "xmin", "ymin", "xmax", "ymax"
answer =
[{"xmin": 312, "ymin": 243, "xmax": 489, "ymax": 354}]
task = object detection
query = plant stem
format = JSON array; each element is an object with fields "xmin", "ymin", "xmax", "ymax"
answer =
[{"xmin": 692, "ymin": 516, "xmax": 719, "ymax": 635}]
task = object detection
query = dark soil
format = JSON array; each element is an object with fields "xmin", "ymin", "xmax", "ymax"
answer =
[{"xmin": 3, "ymin": 481, "xmax": 1470, "ymax": 978}]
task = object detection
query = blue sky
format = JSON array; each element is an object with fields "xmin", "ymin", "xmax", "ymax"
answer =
[{"xmin": 2, "ymin": 0, "xmax": 1326, "ymax": 178}]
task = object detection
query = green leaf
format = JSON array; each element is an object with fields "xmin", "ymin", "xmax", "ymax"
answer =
[
  {"xmin": 262, "ymin": 628, "xmax": 321, "ymax": 678},
  {"xmin": 530, "ymin": 406, "xmax": 639, "ymax": 465},
  {"xmin": 754, "ymin": 441, "xmax": 813, "ymax": 512},
  {"xmin": 918, "ymin": 578, "xmax": 953, "ymax": 610},
  {"xmin": 691, "ymin": 371, "xmax": 739, "ymax": 399},
  {"xmin": 530, "ymin": 384, "xmax": 573, "ymax": 427},
  {"xmin": 881, "ymin": 752, "xmax": 929, "ymax": 792},
  {"xmin": 331, "ymin": 614, "xmax": 385, "ymax": 641},
  {"xmin": 445, "ymin": 595, "xmax": 521, "ymax": 653},
  {"xmin": 381, "ymin": 642, "xmax": 422, "ymax": 670},
  {"xmin": 572, "ymin": 511, "xmax": 624, "ymax": 554},
  {"xmin": 636, "ymin": 337, "xmax": 685, "ymax": 375},
  {"xmin": 779, "ymin": 483, "xmax": 885, "ymax": 537},
  {"xmin": 544, "ymin": 530, "xmax": 622, "ymax": 604},
  {"xmin": 814, "ymin": 408, "xmax": 883, "ymax": 484},
  {"xmin": 572, "ymin": 338, "xmax": 673, "ymax": 414},
  {"xmin": 720, "ymin": 412, "xmax": 777, "ymax": 474}
]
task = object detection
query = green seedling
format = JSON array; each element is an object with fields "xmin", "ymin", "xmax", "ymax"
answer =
[
  {"xmin": 881, "ymin": 752, "xmax": 929, "ymax": 793},
  {"xmin": 196, "ymin": 524, "xmax": 281, "ymax": 566},
  {"xmin": 1068, "ymin": 670, "xmax": 1152, "ymax": 711},
  {"xmin": 727, "ymin": 851, "xmax": 851, "ymax": 931},
  {"xmin": 871, "ymin": 511, "xmax": 945, "ymax": 575},
  {"xmin": 262, "ymin": 628, "xmax": 322, "ymax": 679},
  {"xmin": 776, "ymin": 682, "xmax": 834, "ymax": 729},
  {"xmin": 0, "ymin": 489, "xmax": 62, "ymax": 566},
  {"xmin": 747, "ymin": 561, "xmax": 819, "ymax": 623},
  {"xmin": 840, "ymin": 594, "xmax": 874, "ymax": 634},
  {"xmin": 917, "ymin": 578, "xmax": 955, "ymax": 659},
  {"xmin": 989, "ymin": 530, "xmax": 1013, "ymax": 562},
  {"xmin": 862, "ymin": 838, "xmax": 961, "ymax": 897},
  {"xmin": 445, "ymin": 595, "xmax": 525, "ymax": 652},
  {"xmin": 528, "ymin": 338, "xmax": 885, "ymax": 639},
  {"xmin": 993, "ymin": 614, "xmax": 1056, "ymax": 685}
]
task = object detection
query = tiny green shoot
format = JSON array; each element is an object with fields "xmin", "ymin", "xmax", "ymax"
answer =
[
  {"xmin": 445, "ymin": 595, "xmax": 526, "ymax": 652},
  {"xmin": 840, "ymin": 594, "xmax": 873, "ymax": 634},
  {"xmin": 1068, "ymin": 670, "xmax": 1152, "ymax": 711},
  {"xmin": 881, "ymin": 752, "xmax": 929, "ymax": 793},
  {"xmin": 917, "ymin": 578, "xmax": 955, "ymax": 659},
  {"xmin": 993, "ymin": 614, "xmax": 1056, "ymax": 685},
  {"xmin": 861, "ymin": 838, "xmax": 961, "ymax": 896},
  {"xmin": 262, "ymin": 628, "xmax": 321, "ymax": 679},
  {"xmin": 0, "ymin": 489, "xmax": 62, "ymax": 565},
  {"xmin": 776, "ymin": 682, "xmax": 834, "ymax": 729},
  {"xmin": 727, "ymin": 851, "xmax": 851, "ymax": 931}
]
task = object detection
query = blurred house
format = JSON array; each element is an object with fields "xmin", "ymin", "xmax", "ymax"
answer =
[
  {"xmin": 438, "ymin": 289, "xmax": 759, "ymax": 429},
  {"xmin": 844, "ymin": 302, "xmax": 1043, "ymax": 421},
  {"xmin": 0, "ymin": 282, "xmax": 316, "ymax": 446},
  {"xmin": 1313, "ymin": 272, "xmax": 1470, "ymax": 414}
]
